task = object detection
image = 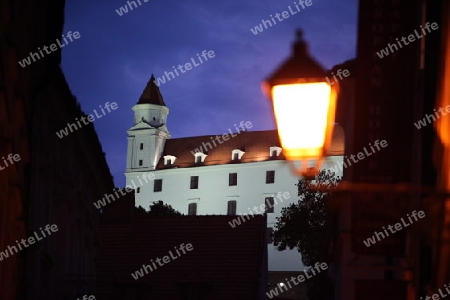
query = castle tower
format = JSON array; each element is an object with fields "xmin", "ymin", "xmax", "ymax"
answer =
[{"xmin": 125, "ymin": 75, "xmax": 170, "ymax": 206}]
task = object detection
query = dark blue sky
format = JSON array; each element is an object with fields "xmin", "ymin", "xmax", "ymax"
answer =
[{"xmin": 62, "ymin": 0, "xmax": 358, "ymax": 187}]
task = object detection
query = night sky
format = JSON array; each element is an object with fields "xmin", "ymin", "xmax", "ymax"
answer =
[{"xmin": 62, "ymin": 0, "xmax": 358, "ymax": 187}]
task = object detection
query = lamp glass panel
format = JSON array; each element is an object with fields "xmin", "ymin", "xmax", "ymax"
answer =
[{"xmin": 272, "ymin": 82, "xmax": 331, "ymax": 159}]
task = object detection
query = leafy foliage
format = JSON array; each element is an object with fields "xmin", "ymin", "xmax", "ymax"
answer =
[
  {"xmin": 135, "ymin": 201, "xmax": 182, "ymax": 217},
  {"xmin": 273, "ymin": 169, "xmax": 340, "ymax": 266},
  {"xmin": 273, "ymin": 169, "xmax": 340, "ymax": 300}
]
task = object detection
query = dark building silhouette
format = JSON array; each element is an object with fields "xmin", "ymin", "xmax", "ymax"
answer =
[
  {"xmin": 326, "ymin": 0, "xmax": 450, "ymax": 299},
  {"xmin": 97, "ymin": 193, "xmax": 268, "ymax": 300},
  {"xmin": 0, "ymin": 0, "xmax": 115, "ymax": 299}
]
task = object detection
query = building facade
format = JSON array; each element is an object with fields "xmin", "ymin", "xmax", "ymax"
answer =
[{"xmin": 125, "ymin": 76, "xmax": 344, "ymax": 272}]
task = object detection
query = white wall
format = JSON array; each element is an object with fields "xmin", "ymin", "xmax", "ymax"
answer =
[{"xmin": 125, "ymin": 155, "xmax": 343, "ymax": 271}]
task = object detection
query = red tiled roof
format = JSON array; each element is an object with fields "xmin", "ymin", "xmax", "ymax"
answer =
[
  {"xmin": 98, "ymin": 215, "xmax": 267, "ymax": 299},
  {"xmin": 157, "ymin": 125, "xmax": 344, "ymax": 169}
]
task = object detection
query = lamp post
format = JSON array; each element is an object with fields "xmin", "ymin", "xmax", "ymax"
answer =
[
  {"xmin": 262, "ymin": 29, "xmax": 450, "ymax": 300},
  {"xmin": 263, "ymin": 30, "xmax": 338, "ymax": 178},
  {"xmin": 262, "ymin": 30, "xmax": 450, "ymax": 196}
]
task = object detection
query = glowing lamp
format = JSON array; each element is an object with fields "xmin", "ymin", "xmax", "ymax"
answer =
[{"xmin": 263, "ymin": 30, "xmax": 338, "ymax": 177}]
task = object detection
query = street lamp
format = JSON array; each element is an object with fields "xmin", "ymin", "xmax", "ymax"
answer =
[
  {"xmin": 262, "ymin": 31, "xmax": 450, "ymax": 196},
  {"xmin": 263, "ymin": 30, "xmax": 338, "ymax": 178},
  {"xmin": 261, "ymin": 29, "xmax": 450, "ymax": 300}
]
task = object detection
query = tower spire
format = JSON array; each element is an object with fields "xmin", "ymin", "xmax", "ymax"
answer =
[{"xmin": 137, "ymin": 74, "xmax": 166, "ymax": 106}]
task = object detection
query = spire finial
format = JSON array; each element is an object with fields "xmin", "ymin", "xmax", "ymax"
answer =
[
  {"xmin": 293, "ymin": 28, "xmax": 308, "ymax": 55},
  {"xmin": 296, "ymin": 29, "xmax": 304, "ymax": 40}
]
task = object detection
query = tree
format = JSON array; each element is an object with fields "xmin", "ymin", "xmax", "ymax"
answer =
[
  {"xmin": 273, "ymin": 169, "xmax": 340, "ymax": 300},
  {"xmin": 135, "ymin": 201, "xmax": 182, "ymax": 217}
]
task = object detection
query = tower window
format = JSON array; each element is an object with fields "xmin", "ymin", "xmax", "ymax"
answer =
[
  {"xmin": 265, "ymin": 197, "xmax": 275, "ymax": 213},
  {"xmin": 229, "ymin": 173, "xmax": 237, "ymax": 186},
  {"xmin": 140, "ymin": 143, "xmax": 143, "ymax": 150},
  {"xmin": 227, "ymin": 200, "xmax": 237, "ymax": 216},
  {"xmin": 139, "ymin": 160, "xmax": 143, "ymax": 166},
  {"xmin": 188, "ymin": 203, "xmax": 197, "ymax": 215},
  {"xmin": 154, "ymin": 179, "xmax": 162, "ymax": 192},
  {"xmin": 266, "ymin": 170, "xmax": 275, "ymax": 184},
  {"xmin": 190, "ymin": 176, "xmax": 199, "ymax": 189}
]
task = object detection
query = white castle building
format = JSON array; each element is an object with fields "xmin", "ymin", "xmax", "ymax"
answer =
[{"xmin": 125, "ymin": 75, "xmax": 344, "ymax": 271}]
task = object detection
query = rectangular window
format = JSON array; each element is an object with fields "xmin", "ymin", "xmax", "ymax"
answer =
[
  {"xmin": 229, "ymin": 173, "xmax": 237, "ymax": 186},
  {"xmin": 196, "ymin": 156, "xmax": 202, "ymax": 163},
  {"xmin": 227, "ymin": 200, "xmax": 237, "ymax": 216},
  {"xmin": 166, "ymin": 159, "xmax": 172, "ymax": 166},
  {"xmin": 188, "ymin": 203, "xmax": 197, "ymax": 216},
  {"xmin": 140, "ymin": 143, "xmax": 143, "ymax": 150},
  {"xmin": 265, "ymin": 197, "xmax": 274, "ymax": 213},
  {"xmin": 190, "ymin": 176, "xmax": 199, "ymax": 189},
  {"xmin": 271, "ymin": 150, "xmax": 277, "ymax": 157},
  {"xmin": 154, "ymin": 179, "xmax": 162, "ymax": 192},
  {"xmin": 266, "ymin": 170, "xmax": 275, "ymax": 184},
  {"xmin": 139, "ymin": 159, "xmax": 143, "ymax": 166},
  {"xmin": 233, "ymin": 153, "xmax": 239, "ymax": 160},
  {"xmin": 136, "ymin": 187, "xmax": 140, "ymax": 194}
]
